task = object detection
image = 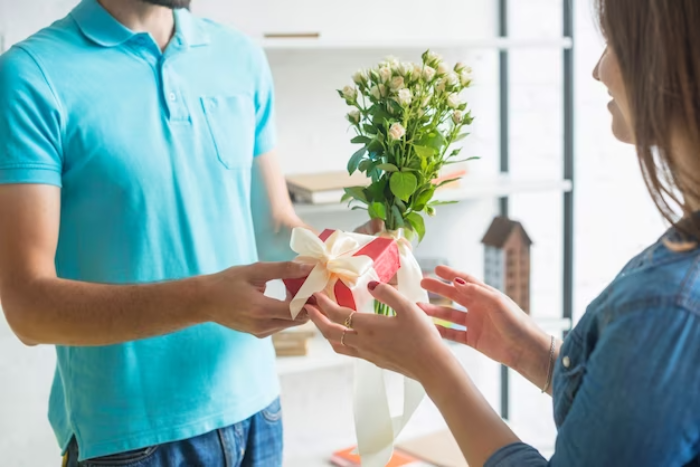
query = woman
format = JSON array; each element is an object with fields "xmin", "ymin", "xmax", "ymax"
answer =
[{"xmin": 307, "ymin": 1, "xmax": 700, "ymax": 465}]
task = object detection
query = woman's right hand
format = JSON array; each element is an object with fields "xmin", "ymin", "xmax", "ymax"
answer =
[{"xmin": 420, "ymin": 266, "xmax": 554, "ymax": 388}]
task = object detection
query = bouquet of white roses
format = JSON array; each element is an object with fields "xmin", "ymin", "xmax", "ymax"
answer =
[{"xmin": 339, "ymin": 50, "xmax": 476, "ymax": 241}]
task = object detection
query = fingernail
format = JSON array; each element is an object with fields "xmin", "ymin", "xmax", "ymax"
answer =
[
  {"xmin": 455, "ymin": 277, "xmax": 466, "ymax": 285},
  {"xmin": 307, "ymin": 296, "xmax": 317, "ymax": 306},
  {"xmin": 368, "ymin": 281, "xmax": 380, "ymax": 291}
]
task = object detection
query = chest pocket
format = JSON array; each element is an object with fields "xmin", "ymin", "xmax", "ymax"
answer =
[
  {"xmin": 201, "ymin": 95, "xmax": 256, "ymax": 170},
  {"xmin": 552, "ymin": 331, "xmax": 587, "ymax": 427}
]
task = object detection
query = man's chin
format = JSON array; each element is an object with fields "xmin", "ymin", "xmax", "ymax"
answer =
[{"xmin": 139, "ymin": 0, "xmax": 191, "ymax": 8}]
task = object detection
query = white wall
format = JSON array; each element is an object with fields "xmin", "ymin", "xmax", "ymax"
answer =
[{"xmin": 0, "ymin": 0, "xmax": 667, "ymax": 465}]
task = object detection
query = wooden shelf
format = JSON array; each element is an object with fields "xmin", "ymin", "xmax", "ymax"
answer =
[
  {"xmin": 292, "ymin": 175, "xmax": 573, "ymax": 216},
  {"xmin": 276, "ymin": 317, "xmax": 571, "ymax": 377},
  {"xmin": 262, "ymin": 37, "xmax": 573, "ymax": 51}
]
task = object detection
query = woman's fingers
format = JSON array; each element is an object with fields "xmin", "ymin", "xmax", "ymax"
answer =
[
  {"xmin": 434, "ymin": 265, "xmax": 485, "ymax": 286},
  {"xmin": 313, "ymin": 293, "xmax": 354, "ymax": 323},
  {"xmin": 419, "ymin": 303, "xmax": 467, "ymax": 325},
  {"xmin": 367, "ymin": 282, "xmax": 413, "ymax": 316},
  {"xmin": 421, "ymin": 277, "xmax": 463, "ymax": 302},
  {"xmin": 436, "ymin": 325, "xmax": 469, "ymax": 345},
  {"xmin": 306, "ymin": 305, "xmax": 358, "ymax": 346}
]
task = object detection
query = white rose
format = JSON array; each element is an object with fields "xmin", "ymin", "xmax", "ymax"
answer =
[
  {"xmin": 352, "ymin": 69, "xmax": 368, "ymax": 85},
  {"xmin": 348, "ymin": 109, "xmax": 361, "ymax": 124},
  {"xmin": 379, "ymin": 66, "xmax": 392, "ymax": 82},
  {"xmin": 454, "ymin": 62, "xmax": 467, "ymax": 73},
  {"xmin": 397, "ymin": 88, "xmax": 413, "ymax": 106},
  {"xmin": 445, "ymin": 72, "xmax": 459, "ymax": 87},
  {"xmin": 370, "ymin": 84, "xmax": 387, "ymax": 100},
  {"xmin": 452, "ymin": 110, "xmax": 464, "ymax": 124},
  {"xmin": 423, "ymin": 66, "xmax": 436, "ymax": 81},
  {"xmin": 342, "ymin": 85, "xmax": 358, "ymax": 102},
  {"xmin": 422, "ymin": 94, "xmax": 432, "ymax": 107},
  {"xmin": 383, "ymin": 56, "xmax": 400, "ymax": 69},
  {"xmin": 447, "ymin": 93, "xmax": 462, "ymax": 108},
  {"xmin": 460, "ymin": 69, "xmax": 473, "ymax": 87},
  {"xmin": 437, "ymin": 62, "xmax": 449, "ymax": 75},
  {"xmin": 435, "ymin": 78, "xmax": 446, "ymax": 93},
  {"xmin": 425, "ymin": 50, "xmax": 442, "ymax": 65},
  {"xmin": 413, "ymin": 63, "xmax": 423, "ymax": 76},
  {"xmin": 390, "ymin": 76, "xmax": 405, "ymax": 90},
  {"xmin": 388, "ymin": 123, "xmax": 406, "ymax": 141}
]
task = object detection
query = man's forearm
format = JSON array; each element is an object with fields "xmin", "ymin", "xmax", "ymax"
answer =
[{"xmin": 3, "ymin": 275, "xmax": 209, "ymax": 346}]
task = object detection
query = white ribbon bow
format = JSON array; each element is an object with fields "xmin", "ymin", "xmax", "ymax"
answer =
[{"xmin": 289, "ymin": 228, "xmax": 375, "ymax": 318}]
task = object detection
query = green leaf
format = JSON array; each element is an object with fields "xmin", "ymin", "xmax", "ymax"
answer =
[
  {"xmin": 390, "ymin": 172, "xmax": 418, "ymax": 202},
  {"xmin": 395, "ymin": 198, "xmax": 407, "ymax": 212},
  {"xmin": 414, "ymin": 188, "xmax": 435, "ymax": 211},
  {"xmin": 351, "ymin": 206, "xmax": 368, "ymax": 211},
  {"xmin": 423, "ymin": 133, "xmax": 446, "ymax": 150},
  {"xmin": 351, "ymin": 135, "xmax": 372, "ymax": 145},
  {"xmin": 347, "ymin": 146, "xmax": 367, "ymax": 175},
  {"xmin": 372, "ymin": 107, "xmax": 392, "ymax": 125},
  {"xmin": 344, "ymin": 186, "xmax": 368, "ymax": 203},
  {"xmin": 391, "ymin": 205, "xmax": 405, "ymax": 228},
  {"xmin": 414, "ymin": 145, "xmax": 435, "ymax": 159},
  {"xmin": 367, "ymin": 177, "xmax": 388, "ymax": 201},
  {"xmin": 363, "ymin": 124, "xmax": 378, "ymax": 135},
  {"xmin": 406, "ymin": 212, "xmax": 426, "ymax": 242},
  {"xmin": 358, "ymin": 159, "xmax": 372, "ymax": 172},
  {"xmin": 341, "ymin": 192, "xmax": 353, "ymax": 203},
  {"xmin": 449, "ymin": 148, "xmax": 463, "ymax": 158},
  {"xmin": 446, "ymin": 156, "xmax": 480, "ymax": 165},
  {"xmin": 454, "ymin": 132, "xmax": 470, "ymax": 142},
  {"xmin": 377, "ymin": 163, "xmax": 399, "ymax": 172},
  {"xmin": 435, "ymin": 177, "xmax": 461, "ymax": 188},
  {"xmin": 429, "ymin": 200, "xmax": 459, "ymax": 207},
  {"xmin": 367, "ymin": 138, "xmax": 384, "ymax": 153},
  {"xmin": 368, "ymin": 202, "xmax": 387, "ymax": 220}
]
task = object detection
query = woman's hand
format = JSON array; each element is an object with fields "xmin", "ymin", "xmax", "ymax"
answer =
[
  {"xmin": 306, "ymin": 282, "xmax": 458, "ymax": 383},
  {"xmin": 421, "ymin": 266, "xmax": 554, "ymax": 388}
]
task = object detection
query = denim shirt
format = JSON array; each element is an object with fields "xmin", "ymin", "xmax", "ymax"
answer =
[{"xmin": 486, "ymin": 230, "xmax": 700, "ymax": 466}]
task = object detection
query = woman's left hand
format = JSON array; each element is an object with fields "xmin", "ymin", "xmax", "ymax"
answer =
[{"xmin": 306, "ymin": 281, "xmax": 456, "ymax": 382}]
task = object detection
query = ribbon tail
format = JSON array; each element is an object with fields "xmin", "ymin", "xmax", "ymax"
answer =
[
  {"xmin": 353, "ymin": 360, "xmax": 395, "ymax": 467},
  {"xmin": 289, "ymin": 263, "xmax": 330, "ymax": 318},
  {"xmin": 396, "ymin": 242, "xmax": 429, "ymax": 304}
]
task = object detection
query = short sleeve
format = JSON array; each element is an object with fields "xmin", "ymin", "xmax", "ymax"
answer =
[
  {"xmin": 252, "ymin": 46, "xmax": 276, "ymax": 157},
  {"xmin": 0, "ymin": 46, "xmax": 63, "ymax": 186}
]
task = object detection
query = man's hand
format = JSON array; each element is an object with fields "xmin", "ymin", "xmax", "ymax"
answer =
[
  {"xmin": 354, "ymin": 219, "xmax": 385, "ymax": 236},
  {"xmin": 203, "ymin": 261, "xmax": 312, "ymax": 338}
]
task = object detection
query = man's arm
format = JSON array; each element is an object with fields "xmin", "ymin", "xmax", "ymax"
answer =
[
  {"xmin": 0, "ymin": 184, "xmax": 310, "ymax": 347},
  {"xmin": 251, "ymin": 150, "xmax": 310, "ymax": 262}
]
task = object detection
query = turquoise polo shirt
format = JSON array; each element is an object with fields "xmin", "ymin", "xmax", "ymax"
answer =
[{"xmin": 0, "ymin": 0, "xmax": 280, "ymax": 460}]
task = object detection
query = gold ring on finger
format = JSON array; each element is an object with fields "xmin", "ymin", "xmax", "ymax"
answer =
[{"xmin": 343, "ymin": 311, "xmax": 357, "ymax": 329}]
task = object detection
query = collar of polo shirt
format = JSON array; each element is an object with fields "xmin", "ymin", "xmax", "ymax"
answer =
[{"xmin": 71, "ymin": 0, "xmax": 210, "ymax": 49}]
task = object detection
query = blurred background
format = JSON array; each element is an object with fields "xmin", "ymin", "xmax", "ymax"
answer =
[{"xmin": 0, "ymin": 0, "xmax": 665, "ymax": 465}]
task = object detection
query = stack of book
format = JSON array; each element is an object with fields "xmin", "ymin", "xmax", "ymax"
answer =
[
  {"xmin": 272, "ymin": 323, "xmax": 316, "ymax": 357},
  {"xmin": 286, "ymin": 170, "xmax": 467, "ymax": 205}
]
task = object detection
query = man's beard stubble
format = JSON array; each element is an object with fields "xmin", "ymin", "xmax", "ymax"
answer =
[{"xmin": 140, "ymin": 0, "xmax": 191, "ymax": 9}]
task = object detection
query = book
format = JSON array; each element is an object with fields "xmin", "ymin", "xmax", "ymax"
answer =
[
  {"xmin": 286, "ymin": 171, "xmax": 369, "ymax": 205},
  {"xmin": 331, "ymin": 446, "xmax": 434, "ymax": 467},
  {"xmin": 396, "ymin": 430, "xmax": 468, "ymax": 467}
]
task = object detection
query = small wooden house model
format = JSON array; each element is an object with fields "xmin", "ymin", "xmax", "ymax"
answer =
[{"xmin": 481, "ymin": 217, "xmax": 533, "ymax": 314}]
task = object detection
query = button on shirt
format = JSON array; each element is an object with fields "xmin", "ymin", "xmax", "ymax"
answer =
[{"xmin": 0, "ymin": 0, "xmax": 278, "ymax": 461}]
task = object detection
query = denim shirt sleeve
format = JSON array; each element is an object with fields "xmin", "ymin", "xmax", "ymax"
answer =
[{"xmin": 485, "ymin": 307, "xmax": 700, "ymax": 467}]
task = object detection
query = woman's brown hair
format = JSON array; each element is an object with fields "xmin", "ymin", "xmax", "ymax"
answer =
[{"xmin": 596, "ymin": 0, "xmax": 700, "ymax": 244}]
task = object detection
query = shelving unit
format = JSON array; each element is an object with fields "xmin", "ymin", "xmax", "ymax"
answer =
[
  {"xmin": 262, "ymin": 37, "xmax": 573, "ymax": 51},
  {"xmin": 267, "ymin": 0, "xmax": 575, "ymax": 425}
]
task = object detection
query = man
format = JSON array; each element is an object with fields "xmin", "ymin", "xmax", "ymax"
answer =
[{"xmin": 0, "ymin": 0, "xmax": 321, "ymax": 464}]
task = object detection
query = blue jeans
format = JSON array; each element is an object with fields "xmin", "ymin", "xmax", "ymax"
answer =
[{"xmin": 65, "ymin": 398, "xmax": 283, "ymax": 467}]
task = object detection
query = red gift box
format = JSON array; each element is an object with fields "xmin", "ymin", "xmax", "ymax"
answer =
[{"xmin": 284, "ymin": 229, "xmax": 401, "ymax": 311}]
